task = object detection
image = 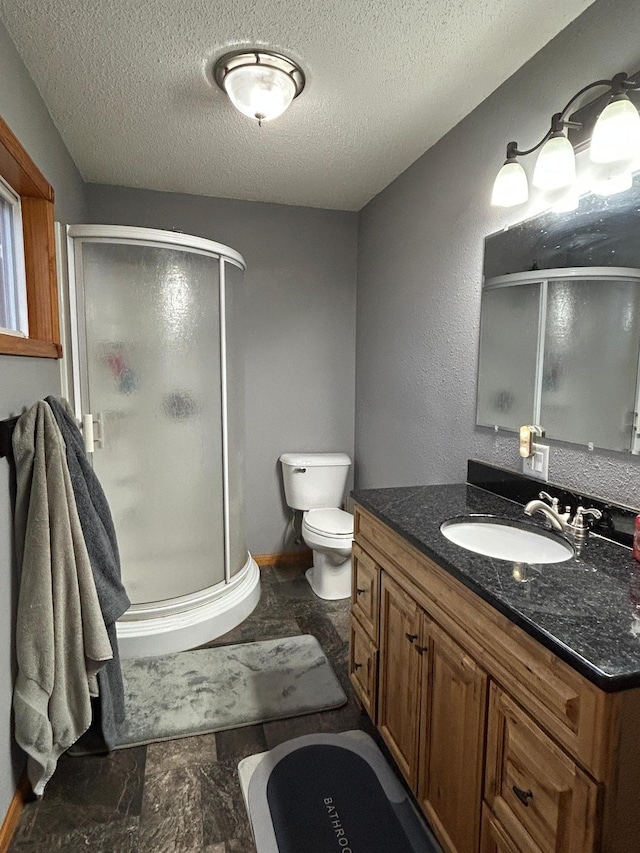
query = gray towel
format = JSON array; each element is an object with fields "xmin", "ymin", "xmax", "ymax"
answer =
[
  {"xmin": 46, "ymin": 397, "xmax": 131, "ymax": 750},
  {"xmin": 13, "ymin": 402, "xmax": 113, "ymax": 795}
]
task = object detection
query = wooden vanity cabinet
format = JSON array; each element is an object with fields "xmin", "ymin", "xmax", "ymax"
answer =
[{"xmin": 351, "ymin": 502, "xmax": 640, "ymax": 853}]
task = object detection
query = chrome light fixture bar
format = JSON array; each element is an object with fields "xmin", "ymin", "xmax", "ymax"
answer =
[
  {"xmin": 214, "ymin": 49, "xmax": 305, "ymax": 126},
  {"xmin": 492, "ymin": 71, "xmax": 640, "ymax": 208}
]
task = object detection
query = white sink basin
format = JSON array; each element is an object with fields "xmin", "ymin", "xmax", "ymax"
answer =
[{"xmin": 440, "ymin": 516, "xmax": 574, "ymax": 564}]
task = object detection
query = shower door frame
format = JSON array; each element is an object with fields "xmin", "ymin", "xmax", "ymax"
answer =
[{"xmin": 64, "ymin": 224, "xmax": 247, "ymax": 611}]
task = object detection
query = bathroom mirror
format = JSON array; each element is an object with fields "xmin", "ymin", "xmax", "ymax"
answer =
[{"xmin": 477, "ymin": 177, "xmax": 640, "ymax": 454}]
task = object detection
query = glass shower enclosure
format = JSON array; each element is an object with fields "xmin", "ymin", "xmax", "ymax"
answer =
[{"xmin": 65, "ymin": 225, "xmax": 259, "ymax": 656}]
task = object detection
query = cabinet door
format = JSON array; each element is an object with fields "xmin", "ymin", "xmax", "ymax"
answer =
[
  {"xmin": 418, "ymin": 618, "xmax": 488, "ymax": 853},
  {"xmin": 378, "ymin": 571, "xmax": 422, "ymax": 786},
  {"xmin": 485, "ymin": 684, "xmax": 598, "ymax": 853},
  {"xmin": 349, "ymin": 615, "xmax": 378, "ymax": 721}
]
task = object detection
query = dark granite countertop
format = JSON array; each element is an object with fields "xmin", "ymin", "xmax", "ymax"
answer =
[{"xmin": 352, "ymin": 483, "xmax": 640, "ymax": 692}]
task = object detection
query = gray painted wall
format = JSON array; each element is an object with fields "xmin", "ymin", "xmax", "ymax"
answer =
[
  {"xmin": 0, "ymin": 18, "xmax": 86, "ymax": 824},
  {"xmin": 85, "ymin": 184, "xmax": 358, "ymax": 555},
  {"xmin": 356, "ymin": 0, "xmax": 640, "ymax": 509}
]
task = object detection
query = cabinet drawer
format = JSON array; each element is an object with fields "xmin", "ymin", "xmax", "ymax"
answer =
[
  {"xmin": 481, "ymin": 804, "xmax": 543, "ymax": 853},
  {"xmin": 351, "ymin": 542, "xmax": 380, "ymax": 641},
  {"xmin": 485, "ymin": 684, "xmax": 599, "ymax": 853},
  {"xmin": 350, "ymin": 615, "xmax": 378, "ymax": 721},
  {"xmin": 355, "ymin": 505, "xmax": 396, "ymax": 563}
]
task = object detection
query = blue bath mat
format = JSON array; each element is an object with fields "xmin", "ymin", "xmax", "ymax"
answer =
[{"xmin": 239, "ymin": 731, "xmax": 441, "ymax": 852}]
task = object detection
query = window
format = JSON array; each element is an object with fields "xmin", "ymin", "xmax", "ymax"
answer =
[
  {"xmin": 0, "ymin": 114, "xmax": 61, "ymax": 358},
  {"xmin": 0, "ymin": 175, "xmax": 28, "ymax": 336}
]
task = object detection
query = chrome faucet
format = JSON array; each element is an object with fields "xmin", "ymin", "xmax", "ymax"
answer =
[
  {"xmin": 524, "ymin": 491, "xmax": 602, "ymax": 543},
  {"xmin": 524, "ymin": 491, "xmax": 570, "ymax": 531}
]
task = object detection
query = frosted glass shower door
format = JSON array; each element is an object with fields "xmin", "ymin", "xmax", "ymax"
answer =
[
  {"xmin": 223, "ymin": 261, "xmax": 248, "ymax": 578},
  {"xmin": 76, "ymin": 241, "xmax": 225, "ymax": 604}
]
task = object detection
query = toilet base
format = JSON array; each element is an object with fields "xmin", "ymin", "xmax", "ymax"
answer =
[{"xmin": 305, "ymin": 551, "xmax": 352, "ymax": 600}]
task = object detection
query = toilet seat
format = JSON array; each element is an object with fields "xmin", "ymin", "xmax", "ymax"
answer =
[{"xmin": 303, "ymin": 508, "xmax": 354, "ymax": 539}]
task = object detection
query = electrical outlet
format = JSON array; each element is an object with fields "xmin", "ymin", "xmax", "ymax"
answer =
[{"xmin": 523, "ymin": 442, "xmax": 549, "ymax": 481}]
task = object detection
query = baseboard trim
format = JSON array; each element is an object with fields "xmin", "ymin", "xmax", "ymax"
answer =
[
  {"xmin": 253, "ymin": 550, "xmax": 312, "ymax": 568},
  {"xmin": 0, "ymin": 773, "xmax": 30, "ymax": 853}
]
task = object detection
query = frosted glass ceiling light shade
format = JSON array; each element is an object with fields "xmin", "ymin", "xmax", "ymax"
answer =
[
  {"xmin": 491, "ymin": 158, "xmax": 529, "ymax": 207},
  {"xmin": 532, "ymin": 132, "xmax": 576, "ymax": 192},
  {"xmin": 590, "ymin": 94, "xmax": 640, "ymax": 168},
  {"xmin": 224, "ymin": 66, "xmax": 296, "ymax": 122},
  {"xmin": 214, "ymin": 50, "xmax": 305, "ymax": 125}
]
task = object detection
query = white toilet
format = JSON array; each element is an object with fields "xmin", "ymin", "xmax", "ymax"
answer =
[{"xmin": 280, "ymin": 452, "xmax": 353, "ymax": 600}]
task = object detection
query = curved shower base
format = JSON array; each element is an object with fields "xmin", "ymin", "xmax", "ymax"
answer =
[{"xmin": 116, "ymin": 554, "xmax": 261, "ymax": 658}]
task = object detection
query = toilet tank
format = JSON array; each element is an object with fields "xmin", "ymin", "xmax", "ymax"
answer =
[{"xmin": 280, "ymin": 452, "xmax": 351, "ymax": 510}]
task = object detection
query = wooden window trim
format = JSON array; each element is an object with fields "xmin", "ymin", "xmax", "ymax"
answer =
[{"xmin": 0, "ymin": 115, "xmax": 61, "ymax": 358}]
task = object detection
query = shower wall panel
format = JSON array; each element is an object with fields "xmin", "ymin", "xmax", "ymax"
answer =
[{"xmin": 76, "ymin": 239, "xmax": 227, "ymax": 604}]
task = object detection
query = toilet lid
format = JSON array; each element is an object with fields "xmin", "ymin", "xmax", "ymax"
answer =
[{"xmin": 304, "ymin": 508, "xmax": 354, "ymax": 538}]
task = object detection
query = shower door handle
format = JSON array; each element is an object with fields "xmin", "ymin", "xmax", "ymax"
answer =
[{"xmin": 82, "ymin": 412, "xmax": 105, "ymax": 453}]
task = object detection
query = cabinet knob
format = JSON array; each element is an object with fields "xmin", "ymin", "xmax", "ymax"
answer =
[
  {"xmin": 415, "ymin": 645, "xmax": 428, "ymax": 655},
  {"xmin": 405, "ymin": 633, "xmax": 418, "ymax": 643},
  {"xmin": 353, "ymin": 662, "xmax": 362, "ymax": 671},
  {"xmin": 356, "ymin": 588, "xmax": 366, "ymax": 596},
  {"xmin": 512, "ymin": 786, "xmax": 534, "ymax": 807}
]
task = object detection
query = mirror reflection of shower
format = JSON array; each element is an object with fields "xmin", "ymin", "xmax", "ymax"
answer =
[{"xmin": 477, "ymin": 267, "xmax": 640, "ymax": 454}]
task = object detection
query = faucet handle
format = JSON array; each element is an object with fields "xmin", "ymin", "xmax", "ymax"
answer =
[
  {"xmin": 568, "ymin": 506, "xmax": 603, "ymax": 540},
  {"xmin": 539, "ymin": 491, "xmax": 559, "ymax": 511},
  {"xmin": 574, "ymin": 506, "xmax": 603, "ymax": 524}
]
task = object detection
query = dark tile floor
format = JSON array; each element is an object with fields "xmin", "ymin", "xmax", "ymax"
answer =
[{"xmin": 9, "ymin": 564, "xmax": 378, "ymax": 853}]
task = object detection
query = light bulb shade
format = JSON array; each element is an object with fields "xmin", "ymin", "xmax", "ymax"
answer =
[
  {"xmin": 214, "ymin": 50, "xmax": 305, "ymax": 124},
  {"xmin": 590, "ymin": 94, "xmax": 640, "ymax": 169},
  {"xmin": 224, "ymin": 65, "xmax": 295, "ymax": 122},
  {"xmin": 491, "ymin": 159, "xmax": 529, "ymax": 207},
  {"xmin": 532, "ymin": 133, "xmax": 576, "ymax": 192},
  {"xmin": 591, "ymin": 168, "xmax": 633, "ymax": 196}
]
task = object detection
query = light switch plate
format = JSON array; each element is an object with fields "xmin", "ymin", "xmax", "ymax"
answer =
[{"xmin": 522, "ymin": 443, "xmax": 549, "ymax": 481}]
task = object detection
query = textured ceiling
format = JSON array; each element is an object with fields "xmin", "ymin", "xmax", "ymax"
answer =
[{"xmin": 0, "ymin": 0, "xmax": 594, "ymax": 210}]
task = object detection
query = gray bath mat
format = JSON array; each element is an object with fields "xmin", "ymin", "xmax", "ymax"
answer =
[
  {"xmin": 239, "ymin": 731, "xmax": 441, "ymax": 852},
  {"xmin": 74, "ymin": 635, "xmax": 347, "ymax": 752}
]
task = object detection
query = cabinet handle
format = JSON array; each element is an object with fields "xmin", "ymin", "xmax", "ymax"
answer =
[
  {"xmin": 415, "ymin": 645, "xmax": 428, "ymax": 655},
  {"xmin": 356, "ymin": 588, "xmax": 366, "ymax": 595},
  {"xmin": 405, "ymin": 633, "xmax": 418, "ymax": 643},
  {"xmin": 512, "ymin": 786, "xmax": 534, "ymax": 807},
  {"xmin": 353, "ymin": 662, "xmax": 362, "ymax": 670}
]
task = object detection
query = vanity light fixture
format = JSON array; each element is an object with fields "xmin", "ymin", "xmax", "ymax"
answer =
[
  {"xmin": 491, "ymin": 72, "xmax": 640, "ymax": 207},
  {"xmin": 213, "ymin": 49, "xmax": 305, "ymax": 126}
]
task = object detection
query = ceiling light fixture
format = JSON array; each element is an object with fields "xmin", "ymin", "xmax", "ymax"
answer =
[
  {"xmin": 491, "ymin": 72, "xmax": 640, "ymax": 208},
  {"xmin": 214, "ymin": 49, "xmax": 305, "ymax": 126}
]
